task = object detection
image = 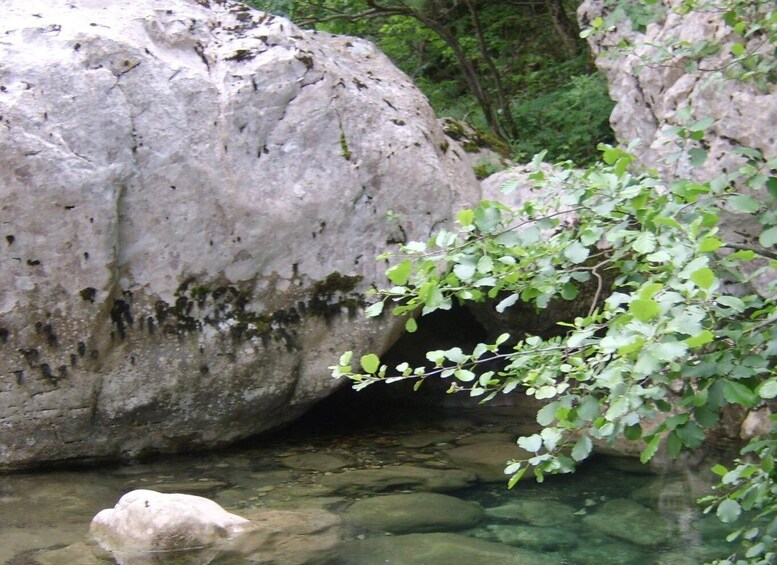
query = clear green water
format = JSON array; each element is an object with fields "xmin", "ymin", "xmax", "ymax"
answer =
[{"xmin": 0, "ymin": 395, "xmax": 737, "ymax": 564}]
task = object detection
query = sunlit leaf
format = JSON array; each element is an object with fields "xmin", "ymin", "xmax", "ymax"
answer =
[
  {"xmin": 564, "ymin": 241, "xmax": 590, "ymax": 264},
  {"xmin": 387, "ymin": 260, "xmax": 412, "ymax": 285},
  {"xmin": 630, "ymin": 298, "xmax": 660, "ymax": 321},
  {"xmin": 360, "ymin": 353, "xmax": 380, "ymax": 374},
  {"xmin": 364, "ymin": 301, "xmax": 385, "ymax": 317},
  {"xmin": 496, "ymin": 293, "xmax": 520, "ymax": 313},
  {"xmin": 457, "ymin": 209, "xmax": 474, "ymax": 226},
  {"xmin": 518, "ymin": 434, "xmax": 543, "ymax": 452},
  {"xmin": 690, "ymin": 267, "xmax": 716, "ymax": 289},
  {"xmin": 571, "ymin": 436, "xmax": 592, "ymax": 462}
]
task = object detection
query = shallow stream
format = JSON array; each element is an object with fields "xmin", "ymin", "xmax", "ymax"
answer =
[{"xmin": 1, "ymin": 390, "xmax": 739, "ymax": 564}]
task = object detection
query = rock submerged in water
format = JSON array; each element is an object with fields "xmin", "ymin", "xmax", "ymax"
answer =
[
  {"xmin": 318, "ymin": 463, "xmax": 476, "ymax": 494},
  {"xmin": 484, "ymin": 499, "xmax": 576, "ymax": 527},
  {"xmin": 444, "ymin": 442, "xmax": 534, "ymax": 482},
  {"xmin": 335, "ymin": 532, "xmax": 557, "ymax": 565},
  {"xmin": 582, "ymin": 498, "xmax": 672, "ymax": 546},
  {"xmin": 89, "ymin": 489, "xmax": 250, "ymax": 560},
  {"xmin": 343, "ymin": 492, "xmax": 484, "ymax": 534},
  {"xmin": 89, "ymin": 489, "xmax": 342, "ymax": 564}
]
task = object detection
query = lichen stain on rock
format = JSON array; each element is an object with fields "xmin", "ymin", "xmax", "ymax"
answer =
[{"xmin": 111, "ymin": 272, "xmax": 365, "ymax": 352}]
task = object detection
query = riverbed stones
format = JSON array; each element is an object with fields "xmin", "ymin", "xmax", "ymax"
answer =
[
  {"xmin": 279, "ymin": 452, "xmax": 351, "ymax": 472},
  {"xmin": 126, "ymin": 479, "xmax": 230, "ymax": 495},
  {"xmin": 476, "ymin": 523, "xmax": 580, "ymax": 551},
  {"xmin": 582, "ymin": 498, "xmax": 672, "ymax": 546},
  {"xmin": 343, "ymin": 492, "xmax": 484, "ymax": 534},
  {"xmin": 444, "ymin": 442, "xmax": 533, "ymax": 482},
  {"xmin": 397, "ymin": 430, "xmax": 460, "ymax": 448},
  {"xmin": 335, "ymin": 532, "xmax": 556, "ymax": 565},
  {"xmin": 18, "ymin": 542, "xmax": 107, "ymax": 565},
  {"xmin": 484, "ymin": 499, "xmax": 576, "ymax": 527},
  {"xmin": 0, "ymin": 0, "xmax": 480, "ymax": 469},
  {"xmin": 566, "ymin": 534, "xmax": 646, "ymax": 565},
  {"xmin": 318, "ymin": 464, "xmax": 476, "ymax": 494},
  {"xmin": 221, "ymin": 507, "xmax": 341, "ymax": 565},
  {"xmin": 455, "ymin": 432, "xmax": 515, "ymax": 445}
]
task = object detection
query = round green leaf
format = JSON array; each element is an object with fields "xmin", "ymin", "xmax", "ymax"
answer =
[
  {"xmin": 717, "ymin": 499, "xmax": 742, "ymax": 524},
  {"xmin": 339, "ymin": 351, "xmax": 353, "ymax": 366},
  {"xmin": 571, "ymin": 436, "xmax": 592, "ymax": 462},
  {"xmin": 360, "ymin": 353, "xmax": 380, "ymax": 374},
  {"xmin": 518, "ymin": 434, "xmax": 543, "ymax": 452},
  {"xmin": 690, "ymin": 267, "xmax": 716, "ymax": 289},
  {"xmin": 387, "ymin": 260, "xmax": 412, "ymax": 285},
  {"xmin": 457, "ymin": 209, "xmax": 474, "ymax": 227},
  {"xmin": 759, "ymin": 226, "xmax": 777, "ymax": 247},
  {"xmin": 686, "ymin": 330, "xmax": 714, "ymax": 347},
  {"xmin": 630, "ymin": 298, "xmax": 660, "ymax": 322},
  {"xmin": 364, "ymin": 301, "xmax": 385, "ymax": 317},
  {"xmin": 757, "ymin": 379, "xmax": 777, "ymax": 399}
]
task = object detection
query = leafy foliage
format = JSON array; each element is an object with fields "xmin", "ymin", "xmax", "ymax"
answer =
[
  {"xmin": 332, "ymin": 137, "xmax": 777, "ymax": 561},
  {"xmin": 511, "ymin": 68, "xmax": 615, "ymax": 163}
]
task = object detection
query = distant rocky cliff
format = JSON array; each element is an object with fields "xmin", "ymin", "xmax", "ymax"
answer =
[{"xmin": 0, "ymin": 0, "xmax": 480, "ymax": 468}]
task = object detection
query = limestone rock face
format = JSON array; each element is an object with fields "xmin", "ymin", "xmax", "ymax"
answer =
[
  {"xmin": 578, "ymin": 0, "xmax": 777, "ymax": 180},
  {"xmin": 0, "ymin": 0, "xmax": 480, "ymax": 468},
  {"xmin": 578, "ymin": 0, "xmax": 777, "ymax": 286}
]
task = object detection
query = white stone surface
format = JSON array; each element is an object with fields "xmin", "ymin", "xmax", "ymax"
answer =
[
  {"xmin": 0, "ymin": 0, "xmax": 480, "ymax": 467},
  {"xmin": 90, "ymin": 489, "xmax": 248, "ymax": 562}
]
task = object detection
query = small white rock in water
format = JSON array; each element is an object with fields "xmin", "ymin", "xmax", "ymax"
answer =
[{"xmin": 89, "ymin": 489, "xmax": 249, "ymax": 562}]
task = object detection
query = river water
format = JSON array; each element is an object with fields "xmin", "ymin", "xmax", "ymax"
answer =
[{"xmin": 0, "ymin": 388, "xmax": 739, "ymax": 564}]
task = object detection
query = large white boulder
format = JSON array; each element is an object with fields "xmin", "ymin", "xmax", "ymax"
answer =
[{"xmin": 0, "ymin": 0, "xmax": 480, "ymax": 468}]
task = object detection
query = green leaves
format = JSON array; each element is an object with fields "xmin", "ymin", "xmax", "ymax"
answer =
[
  {"xmin": 331, "ymin": 124, "xmax": 777, "ymax": 564},
  {"xmin": 717, "ymin": 499, "xmax": 742, "ymax": 524},
  {"xmin": 360, "ymin": 353, "xmax": 380, "ymax": 374},
  {"xmin": 728, "ymin": 195, "xmax": 761, "ymax": 213},
  {"xmin": 632, "ymin": 231, "xmax": 657, "ymax": 254},
  {"xmin": 630, "ymin": 298, "xmax": 660, "ymax": 321},
  {"xmin": 760, "ymin": 226, "xmax": 777, "ymax": 247},
  {"xmin": 691, "ymin": 267, "xmax": 716, "ymax": 289},
  {"xmin": 387, "ymin": 260, "xmax": 412, "ymax": 285},
  {"xmin": 563, "ymin": 241, "xmax": 590, "ymax": 263},
  {"xmin": 722, "ymin": 380, "xmax": 759, "ymax": 408}
]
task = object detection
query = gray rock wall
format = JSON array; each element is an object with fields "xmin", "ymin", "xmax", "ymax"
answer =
[
  {"xmin": 578, "ymin": 0, "xmax": 777, "ymax": 294},
  {"xmin": 578, "ymin": 0, "xmax": 777, "ymax": 181},
  {"xmin": 0, "ymin": 0, "xmax": 480, "ymax": 468}
]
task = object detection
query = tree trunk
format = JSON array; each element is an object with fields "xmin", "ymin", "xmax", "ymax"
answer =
[
  {"xmin": 545, "ymin": 0, "xmax": 581, "ymax": 57},
  {"xmin": 411, "ymin": 11, "xmax": 506, "ymax": 140},
  {"xmin": 465, "ymin": 0, "xmax": 518, "ymax": 138}
]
